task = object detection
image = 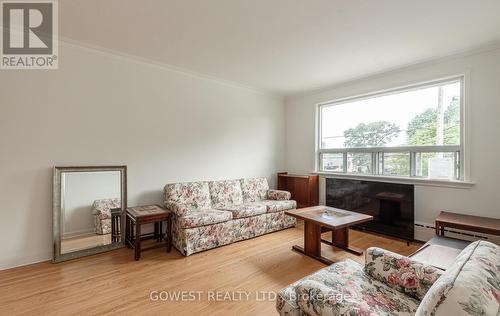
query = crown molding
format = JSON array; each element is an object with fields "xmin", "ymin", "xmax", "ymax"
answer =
[{"xmin": 58, "ymin": 36, "xmax": 284, "ymax": 101}]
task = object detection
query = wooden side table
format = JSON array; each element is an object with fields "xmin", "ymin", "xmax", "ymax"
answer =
[
  {"xmin": 435, "ymin": 211, "xmax": 500, "ymax": 237},
  {"xmin": 125, "ymin": 204, "xmax": 172, "ymax": 260}
]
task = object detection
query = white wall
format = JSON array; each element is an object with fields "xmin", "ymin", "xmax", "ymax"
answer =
[
  {"xmin": 0, "ymin": 42, "xmax": 285, "ymax": 270},
  {"xmin": 62, "ymin": 171, "xmax": 121, "ymax": 237},
  {"xmin": 285, "ymin": 46, "xmax": 500, "ymax": 238}
]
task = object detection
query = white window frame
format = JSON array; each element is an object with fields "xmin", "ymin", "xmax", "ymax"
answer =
[{"xmin": 316, "ymin": 75, "xmax": 470, "ymax": 184}]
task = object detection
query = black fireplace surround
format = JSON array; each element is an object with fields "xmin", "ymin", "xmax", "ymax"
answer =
[{"xmin": 326, "ymin": 178, "xmax": 414, "ymax": 241}]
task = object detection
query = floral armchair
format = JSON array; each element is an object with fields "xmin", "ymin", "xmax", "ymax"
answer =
[
  {"xmin": 277, "ymin": 240, "xmax": 500, "ymax": 316},
  {"xmin": 92, "ymin": 198, "xmax": 121, "ymax": 235}
]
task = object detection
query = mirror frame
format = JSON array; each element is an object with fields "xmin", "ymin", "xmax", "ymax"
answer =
[{"xmin": 52, "ymin": 166, "xmax": 127, "ymax": 263}]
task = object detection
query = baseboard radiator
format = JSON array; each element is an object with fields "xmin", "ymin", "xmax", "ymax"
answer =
[{"xmin": 414, "ymin": 222, "xmax": 500, "ymax": 244}]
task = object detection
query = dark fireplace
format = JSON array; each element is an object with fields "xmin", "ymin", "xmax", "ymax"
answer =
[{"xmin": 326, "ymin": 178, "xmax": 414, "ymax": 241}]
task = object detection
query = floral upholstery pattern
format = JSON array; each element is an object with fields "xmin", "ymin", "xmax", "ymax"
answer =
[
  {"xmin": 233, "ymin": 215, "xmax": 269, "ymax": 241},
  {"xmin": 94, "ymin": 217, "xmax": 111, "ymax": 235},
  {"xmin": 261, "ymin": 200, "xmax": 297, "ymax": 213},
  {"xmin": 218, "ymin": 202, "xmax": 267, "ymax": 219},
  {"xmin": 239, "ymin": 177, "xmax": 269, "ymax": 202},
  {"xmin": 92, "ymin": 198, "xmax": 121, "ymax": 219},
  {"xmin": 365, "ymin": 247, "xmax": 443, "ymax": 300},
  {"xmin": 172, "ymin": 212, "xmax": 296, "ymax": 256},
  {"xmin": 164, "ymin": 181, "xmax": 212, "ymax": 210},
  {"xmin": 172, "ymin": 217, "xmax": 235, "ymax": 255},
  {"xmin": 164, "ymin": 201, "xmax": 191, "ymax": 217},
  {"xmin": 165, "ymin": 177, "xmax": 296, "ymax": 256},
  {"xmin": 208, "ymin": 180, "xmax": 244, "ymax": 208},
  {"xmin": 416, "ymin": 240, "xmax": 500, "ymax": 316},
  {"xmin": 268, "ymin": 189, "xmax": 292, "ymax": 200},
  {"xmin": 267, "ymin": 211, "xmax": 297, "ymax": 231},
  {"xmin": 92, "ymin": 198, "xmax": 120, "ymax": 235},
  {"xmin": 278, "ymin": 241, "xmax": 500, "ymax": 316},
  {"xmin": 277, "ymin": 259, "xmax": 420, "ymax": 316},
  {"xmin": 233, "ymin": 213, "xmax": 297, "ymax": 241},
  {"xmin": 177, "ymin": 209, "xmax": 232, "ymax": 229}
]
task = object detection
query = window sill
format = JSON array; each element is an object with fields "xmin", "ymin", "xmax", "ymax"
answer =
[{"xmin": 313, "ymin": 171, "xmax": 475, "ymax": 189}]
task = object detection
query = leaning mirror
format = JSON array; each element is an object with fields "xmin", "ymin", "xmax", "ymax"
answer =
[{"xmin": 53, "ymin": 166, "xmax": 127, "ymax": 262}]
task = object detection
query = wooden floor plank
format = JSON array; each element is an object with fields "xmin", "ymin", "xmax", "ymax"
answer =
[{"xmin": 0, "ymin": 224, "xmax": 421, "ymax": 316}]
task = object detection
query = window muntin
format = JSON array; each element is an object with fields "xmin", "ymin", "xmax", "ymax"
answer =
[{"xmin": 318, "ymin": 78, "xmax": 463, "ymax": 180}]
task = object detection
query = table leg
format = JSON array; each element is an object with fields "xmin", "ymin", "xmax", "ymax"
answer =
[
  {"xmin": 154, "ymin": 222, "xmax": 159, "ymax": 242},
  {"xmin": 116, "ymin": 215, "xmax": 121, "ymax": 242},
  {"xmin": 111, "ymin": 216, "xmax": 115, "ymax": 243},
  {"xmin": 292, "ymin": 222, "xmax": 333, "ymax": 265},
  {"xmin": 321, "ymin": 228, "xmax": 364, "ymax": 256},
  {"xmin": 125, "ymin": 215, "xmax": 131, "ymax": 248},
  {"xmin": 159, "ymin": 221, "xmax": 163, "ymax": 243},
  {"xmin": 134, "ymin": 222, "xmax": 141, "ymax": 261},
  {"xmin": 167, "ymin": 217, "xmax": 172, "ymax": 253}
]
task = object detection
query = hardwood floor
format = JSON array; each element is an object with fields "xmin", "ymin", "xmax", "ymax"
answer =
[{"xmin": 0, "ymin": 224, "xmax": 422, "ymax": 316}]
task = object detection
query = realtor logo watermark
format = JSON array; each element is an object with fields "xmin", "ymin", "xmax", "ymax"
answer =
[{"xmin": 1, "ymin": 0, "xmax": 58, "ymax": 69}]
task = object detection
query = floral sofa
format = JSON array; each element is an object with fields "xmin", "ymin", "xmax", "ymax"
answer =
[
  {"xmin": 164, "ymin": 177, "xmax": 297, "ymax": 256},
  {"xmin": 277, "ymin": 240, "xmax": 500, "ymax": 316},
  {"xmin": 92, "ymin": 198, "xmax": 121, "ymax": 235}
]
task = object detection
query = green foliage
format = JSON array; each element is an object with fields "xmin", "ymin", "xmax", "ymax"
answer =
[
  {"xmin": 444, "ymin": 97, "xmax": 460, "ymax": 124},
  {"xmin": 407, "ymin": 108, "xmax": 436, "ymax": 140},
  {"xmin": 343, "ymin": 121, "xmax": 400, "ymax": 173},
  {"xmin": 340, "ymin": 98, "xmax": 460, "ymax": 176},
  {"xmin": 383, "ymin": 154, "xmax": 410, "ymax": 176},
  {"xmin": 407, "ymin": 100, "xmax": 460, "ymax": 146},
  {"xmin": 343, "ymin": 121, "xmax": 401, "ymax": 148}
]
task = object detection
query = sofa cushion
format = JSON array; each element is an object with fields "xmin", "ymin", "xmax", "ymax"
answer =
[
  {"xmin": 216, "ymin": 202, "xmax": 267, "ymax": 219},
  {"xmin": 208, "ymin": 179, "xmax": 244, "ymax": 208},
  {"xmin": 239, "ymin": 178, "xmax": 269, "ymax": 202},
  {"xmin": 177, "ymin": 209, "xmax": 232, "ymax": 229},
  {"xmin": 164, "ymin": 181, "xmax": 211, "ymax": 210},
  {"xmin": 277, "ymin": 259, "xmax": 419, "ymax": 316},
  {"xmin": 416, "ymin": 240, "xmax": 500, "ymax": 316},
  {"xmin": 261, "ymin": 200, "xmax": 297, "ymax": 213},
  {"xmin": 365, "ymin": 247, "xmax": 443, "ymax": 300}
]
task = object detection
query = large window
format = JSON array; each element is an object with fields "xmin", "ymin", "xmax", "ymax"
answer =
[{"xmin": 318, "ymin": 77, "xmax": 464, "ymax": 180}]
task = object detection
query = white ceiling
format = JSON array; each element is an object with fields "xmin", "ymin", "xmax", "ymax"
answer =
[{"xmin": 60, "ymin": 0, "xmax": 500, "ymax": 96}]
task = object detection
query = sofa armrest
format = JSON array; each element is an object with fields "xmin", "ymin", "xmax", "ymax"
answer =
[
  {"xmin": 364, "ymin": 247, "xmax": 443, "ymax": 300},
  {"xmin": 164, "ymin": 201, "xmax": 192, "ymax": 217},
  {"xmin": 268, "ymin": 189, "xmax": 291, "ymax": 200}
]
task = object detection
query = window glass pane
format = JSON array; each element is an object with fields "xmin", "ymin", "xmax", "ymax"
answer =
[
  {"xmin": 320, "ymin": 81, "xmax": 461, "ymax": 149},
  {"xmin": 347, "ymin": 153, "xmax": 372, "ymax": 174},
  {"xmin": 415, "ymin": 152, "xmax": 456, "ymax": 179},
  {"xmin": 382, "ymin": 152, "xmax": 410, "ymax": 176},
  {"xmin": 321, "ymin": 153, "xmax": 344, "ymax": 172}
]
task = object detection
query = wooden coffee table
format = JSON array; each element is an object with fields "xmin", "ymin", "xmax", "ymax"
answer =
[{"xmin": 285, "ymin": 206, "xmax": 373, "ymax": 265}]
